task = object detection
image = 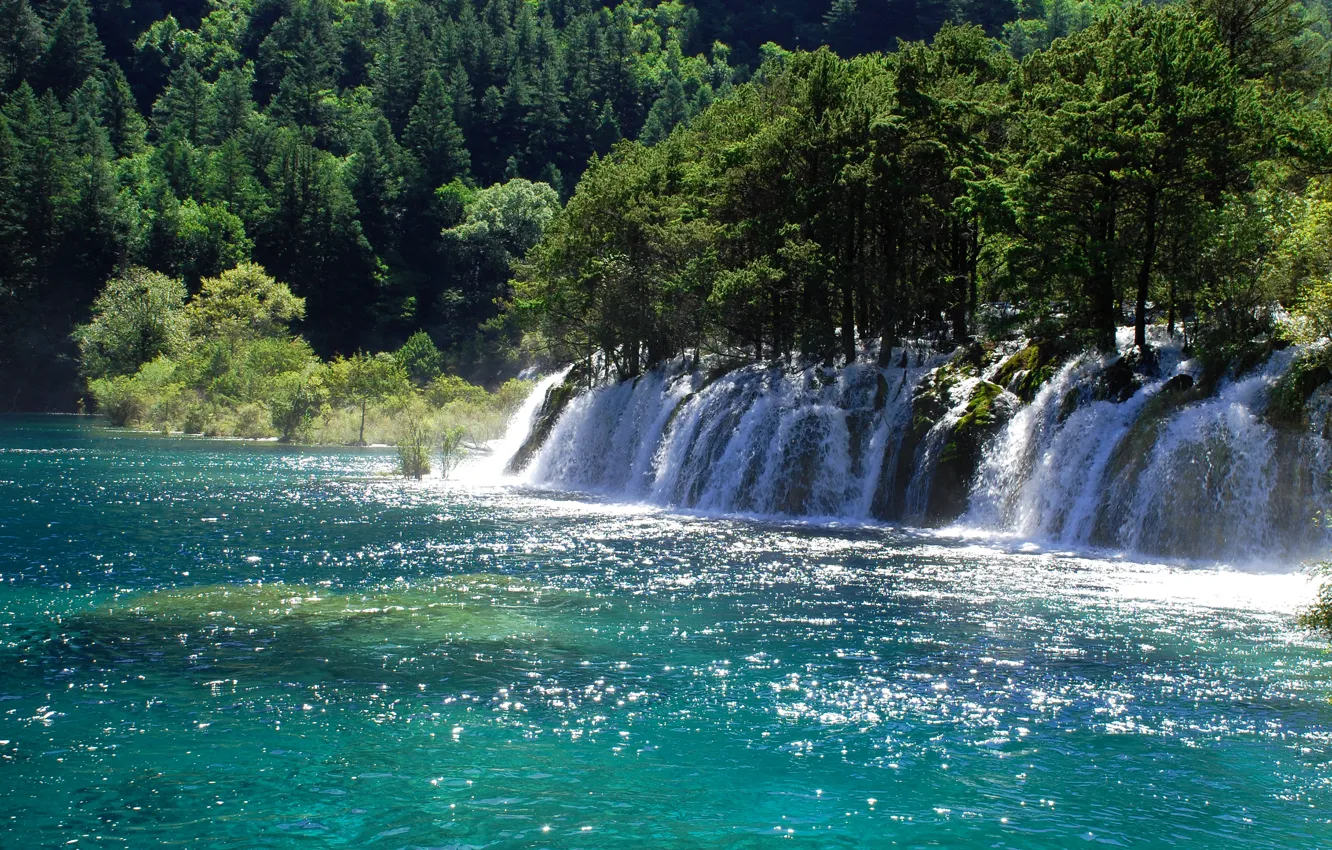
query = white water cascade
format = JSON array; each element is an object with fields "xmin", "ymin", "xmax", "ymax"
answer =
[
  {"xmin": 461, "ymin": 367, "xmax": 572, "ymax": 483},
  {"xmin": 968, "ymin": 347, "xmax": 1332, "ymax": 561},
  {"xmin": 524, "ymin": 355, "xmax": 946, "ymax": 520},
  {"xmin": 508, "ymin": 342, "xmax": 1332, "ymax": 563}
]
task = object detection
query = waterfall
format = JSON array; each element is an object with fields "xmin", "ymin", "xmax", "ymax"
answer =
[
  {"xmin": 525, "ymin": 356, "xmax": 939, "ymax": 520},
  {"xmin": 508, "ymin": 342, "xmax": 1332, "ymax": 563},
  {"xmin": 463, "ymin": 367, "xmax": 571, "ymax": 483},
  {"xmin": 967, "ymin": 346, "xmax": 1332, "ymax": 562}
]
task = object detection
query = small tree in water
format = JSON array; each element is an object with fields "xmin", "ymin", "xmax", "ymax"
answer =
[
  {"xmin": 1301, "ymin": 568, "xmax": 1332, "ymax": 638},
  {"xmin": 1301, "ymin": 512, "xmax": 1332, "ymax": 639},
  {"xmin": 439, "ymin": 425, "xmax": 467, "ymax": 479},
  {"xmin": 396, "ymin": 401, "xmax": 432, "ymax": 479}
]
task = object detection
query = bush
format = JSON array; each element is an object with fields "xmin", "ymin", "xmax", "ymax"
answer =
[
  {"xmin": 425, "ymin": 374, "xmax": 489, "ymax": 407},
  {"xmin": 233, "ymin": 402, "xmax": 273, "ymax": 439},
  {"xmin": 269, "ymin": 368, "xmax": 328, "ymax": 442},
  {"xmin": 1301, "ymin": 569, "xmax": 1332, "ymax": 638},
  {"xmin": 439, "ymin": 425, "xmax": 467, "ymax": 479},
  {"xmin": 396, "ymin": 401, "xmax": 433, "ymax": 478},
  {"xmin": 88, "ymin": 376, "xmax": 147, "ymax": 427}
]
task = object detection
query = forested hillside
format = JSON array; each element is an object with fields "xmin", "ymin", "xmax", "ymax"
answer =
[
  {"xmin": 0, "ymin": 0, "xmax": 1051, "ymax": 411},
  {"xmin": 5, "ymin": 0, "xmax": 1332, "ymax": 411},
  {"xmin": 518, "ymin": 0, "xmax": 1332, "ymax": 380}
]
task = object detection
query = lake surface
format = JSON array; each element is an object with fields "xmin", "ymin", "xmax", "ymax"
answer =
[{"xmin": 1, "ymin": 415, "xmax": 1330, "ymax": 848}]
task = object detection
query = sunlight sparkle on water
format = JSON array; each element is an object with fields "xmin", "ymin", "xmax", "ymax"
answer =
[{"xmin": 0, "ymin": 416, "xmax": 1329, "ymax": 848}]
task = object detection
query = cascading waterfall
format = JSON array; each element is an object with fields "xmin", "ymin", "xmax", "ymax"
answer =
[
  {"xmin": 967, "ymin": 346, "xmax": 1332, "ymax": 561},
  {"xmin": 462, "ymin": 367, "xmax": 572, "ymax": 482},
  {"xmin": 524, "ymin": 356, "xmax": 939, "ymax": 519},
  {"xmin": 509, "ymin": 340, "xmax": 1332, "ymax": 563}
]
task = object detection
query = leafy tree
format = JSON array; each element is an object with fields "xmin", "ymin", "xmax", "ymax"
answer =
[
  {"xmin": 327, "ymin": 351, "xmax": 408, "ymax": 444},
  {"xmin": 74, "ymin": 267, "xmax": 187, "ymax": 380},
  {"xmin": 186, "ymin": 262, "xmax": 305, "ymax": 348}
]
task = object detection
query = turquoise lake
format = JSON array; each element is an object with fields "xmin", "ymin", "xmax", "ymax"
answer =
[{"xmin": 1, "ymin": 415, "xmax": 1330, "ymax": 848}]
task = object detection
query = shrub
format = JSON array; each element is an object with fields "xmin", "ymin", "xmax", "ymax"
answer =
[
  {"xmin": 425, "ymin": 374, "xmax": 488, "ymax": 407},
  {"xmin": 1300, "ymin": 565, "xmax": 1332, "ymax": 638},
  {"xmin": 396, "ymin": 401, "xmax": 433, "ymax": 478},
  {"xmin": 233, "ymin": 402, "xmax": 273, "ymax": 439},
  {"xmin": 88, "ymin": 376, "xmax": 147, "ymax": 426},
  {"xmin": 439, "ymin": 425, "xmax": 467, "ymax": 479},
  {"xmin": 269, "ymin": 367, "xmax": 328, "ymax": 442}
]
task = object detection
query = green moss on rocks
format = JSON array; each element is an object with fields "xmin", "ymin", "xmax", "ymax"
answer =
[
  {"xmin": 993, "ymin": 341, "xmax": 1066, "ymax": 403},
  {"xmin": 926, "ymin": 380, "xmax": 1016, "ymax": 524},
  {"xmin": 1267, "ymin": 347, "xmax": 1332, "ymax": 430}
]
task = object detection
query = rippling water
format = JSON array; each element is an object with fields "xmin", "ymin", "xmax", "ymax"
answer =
[{"xmin": 1, "ymin": 416, "xmax": 1330, "ymax": 848}]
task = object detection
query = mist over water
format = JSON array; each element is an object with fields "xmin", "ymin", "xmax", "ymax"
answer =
[{"xmin": 0, "ymin": 413, "xmax": 1330, "ymax": 848}]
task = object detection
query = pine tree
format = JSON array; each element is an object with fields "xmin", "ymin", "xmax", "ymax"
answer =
[
  {"xmin": 640, "ymin": 76, "xmax": 688, "ymax": 145},
  {"xmin": 208, "ymin": 63, "xmax": 256, "ymax": 143},
  {"xmin": 100, "ymin": 64, "xmax": 146, "ymax": 156},
  {"xmin": 404, "ymin": 69, "xmax": 470, "ymax": 189},
  {"xmin": 370, "ymin": 22, "xmax": 414, "ymax": 132},
  {"xmin": 65, "ymin": 113, "xmax": 123, "ymax": 301},
  {"xmin": 0, "ymin": 0, "xmax": 44, "ymax": 92},
  {"xmin": 9, "ymin": 87, "xmax": 75, "ymax": 285},
  {"xmin": 37, "ymin": 0, "xmax": 103, "ymax": 98},
  {"xmin": 349, "ymin": 126, "xmax": 399, "ymax": 253},
  {"xmin": 153, "ymin": 62, "xmax": 212, "ymax": 145},
  {"xmin": 524, "ymin": 59, "xmax": 567, "ymax": 168},
  {"xmin": 824, "ymin": 0, "xmax": 860, "ymax": 55}
]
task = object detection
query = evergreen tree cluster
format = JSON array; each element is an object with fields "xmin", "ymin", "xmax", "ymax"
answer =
[
  {"xmin": 0, "ymin": 0, "xmax": 746, "ymax": 410},
  {"xmin": 518, "ymin": 0, "xmax": 1332, "ymax": 378}
]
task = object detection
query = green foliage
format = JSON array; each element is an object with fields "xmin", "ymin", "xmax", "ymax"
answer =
[
  {"xmin": 187, "ymin": 263, "xmax": 305, "ymax": 346},
  {"xmin": 1267, "ymin": 345, "xmax": 1332, "ymax": 428},
  {"xmin": 396, "ymin": 331, "xmax": 444, "ymax": 387},
  {"xmin": 74, "ymin": 267, "xmax": 188, "ymax": 380},
  {"xmin": 519, "ymin": 2, "xmax": 1332, "ymax": 378},
  {"xmin": 87, "ymin": 374, "xmax": 146, "ymax": 427},
  {"xmin": 9, "ymin": 0, "xmax": 1332, "ymax": 412},
  {"xmin": 77, "ymin": 261, "xmax": 529, "ymax": 446},
  {"xmin": 395, "ymin": 398, "xmax": 433, "ymax": 479},
  {"xmin": 1301, "ymin": 559, "xmax": 1332, "ymax": 638},
  {"xmin": 2, "ymin": 0, "xmax": 766, "ymax": 409},
  {"xmin": 439, "ymin": 424, "xmax": 467, "ymax": 479},
  {"xmin": 425, "ymin": 374, "xmax": 489, "ymax": 408},
  {"xmin": 1300, "ymin": 511, "xmax": 1332, "ymax": 639}
]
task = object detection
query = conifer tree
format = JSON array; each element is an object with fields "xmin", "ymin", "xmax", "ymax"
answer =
[{"xmin": 404, "ymin": 69, "xmax": 470, "ymax": 189}]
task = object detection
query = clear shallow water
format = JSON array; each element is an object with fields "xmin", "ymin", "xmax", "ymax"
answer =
[{"xmin": 1, "ymin": 416, "xmax": 1330, "ymax": 848}]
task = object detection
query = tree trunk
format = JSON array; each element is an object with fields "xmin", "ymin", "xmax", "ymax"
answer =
[
  {"xmin": 1134, "ymin": 188, "xmax": 1160, "ymax": 353},
  {"xmin": 359, "ymin": 400, "xmax": 367, "ymax": 446},
  {"xmin": 877, "ymin": 230, "xmax": 899, "ymax": 367}
]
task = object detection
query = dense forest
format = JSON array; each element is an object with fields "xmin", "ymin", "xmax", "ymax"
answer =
[
  {"xmin": 5, "ymin": 0, "xmax": 1332, "ymax": 414},
  {"xmin": 0, "ymin": 0, "xmax": 1056, "ymax": 412},
  {"xmin": 518, "ymin": 0, "xmax": 1332, "ymax": 382}
]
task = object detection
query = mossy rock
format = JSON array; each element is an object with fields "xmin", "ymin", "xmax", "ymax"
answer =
[
  {"xmin": 993, "ymin": 340, "xmax": 1066, "ymax": 403},
  {"xmin": 1093, "ymin": 353, "xmax": 1143, "ymax": 403},
  {"xmin": 1267, "ymin": 349, "xmax": 1332, "ymax": 430},
  {"xmin": 876, "ymin": 362, "xmax": 964, "ymax": 520},
  {"xmin": 925, "ymin": 380, "xmax": 1017, "ymax": 524}
]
